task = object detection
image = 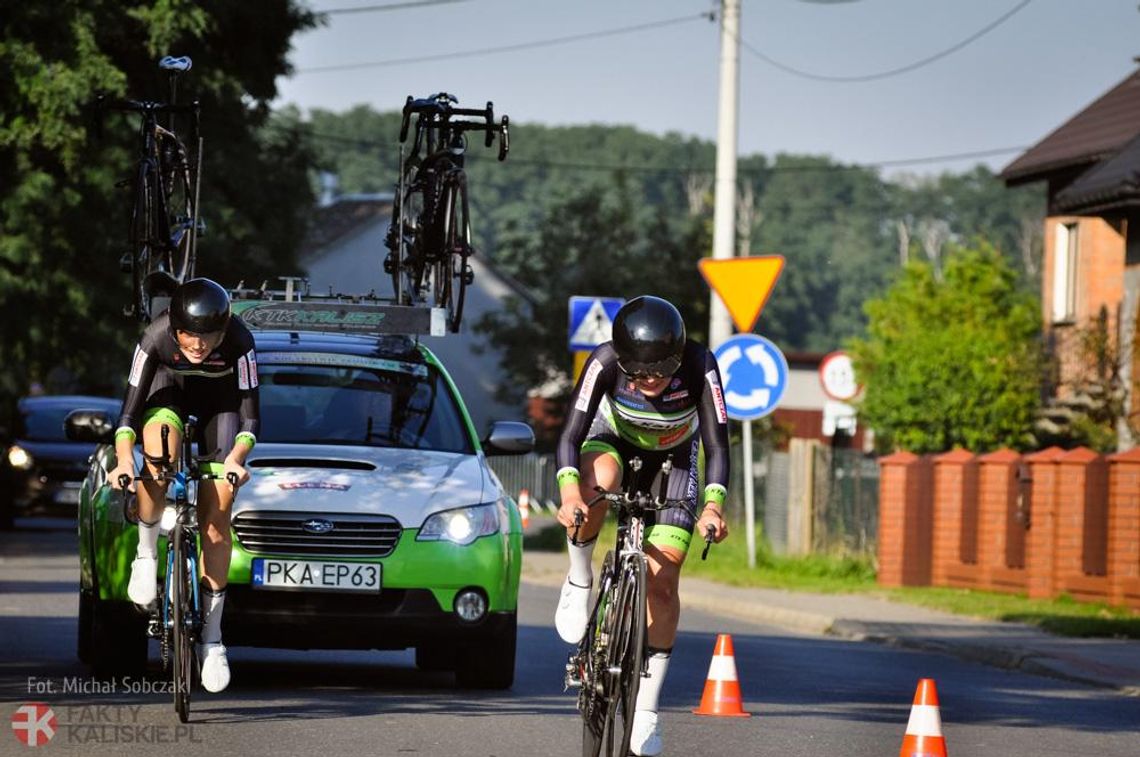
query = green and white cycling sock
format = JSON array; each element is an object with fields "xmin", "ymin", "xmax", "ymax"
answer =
[
  {"xmin": 201, "ymin": 585, "xmax": 226, "ymax": 645},
  {"xmin": 567, "ymin": 536, "xmax": 596, "ymax": 587},
  {"xmin": 635, "ymin": 647, "xmax": 672, "ymax": 713},
  {"xmin": 136, "ymin": 519, "xmax": 160, "ymax": 559}
]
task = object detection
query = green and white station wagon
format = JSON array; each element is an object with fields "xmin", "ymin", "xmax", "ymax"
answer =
[{"xmin": 70, "ymin": 298, "xmax": 534, "ymax": 689}]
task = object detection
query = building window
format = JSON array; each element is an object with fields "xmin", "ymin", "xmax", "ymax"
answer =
[{"xmin": 1052, "ymin": 222, "xmax": 1078, "ymax": 323}]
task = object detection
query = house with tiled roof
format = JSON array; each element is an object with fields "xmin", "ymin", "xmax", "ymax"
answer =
[
  {"xmin": 299, "ymin": 189, "xmax": 528, "ymax": 435},
  {"xmin": 1001, "ymin": 64, "xmax": 1140, "ymax": 448}
]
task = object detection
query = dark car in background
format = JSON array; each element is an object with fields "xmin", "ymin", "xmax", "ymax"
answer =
[{"xmin": 1, "ymin": 395, "xmax": 121, "ymax": 522}]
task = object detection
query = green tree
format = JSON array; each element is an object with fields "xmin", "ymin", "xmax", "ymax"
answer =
[
  {"xmin": 0, "ymin": 1, "xmax": 318, "ymax": 418},
  {"xmin": 849, "ymin": 244, "xmax": 1043, "ymax": 453},
  {"xmin": 475, "ymin": 179, "xmax": 711, "ymax": 413}
]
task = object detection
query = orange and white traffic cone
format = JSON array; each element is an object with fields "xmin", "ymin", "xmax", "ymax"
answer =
[
  {"xmin": 692, "ymin": 633, "xmax": 751, "ymax": 717},
  {"xmin": 899, "ymin": 678, "xmax": 947, "ymax": 757},
  {"xmin": 517, "ymin": 489, "xmax": 531, "ymax": 530}
]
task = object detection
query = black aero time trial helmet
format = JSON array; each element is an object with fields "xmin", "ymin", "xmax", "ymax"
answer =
[
  {"xmin": 611, "ymin": 295, "xmax": 686, "ymax": 378},
  {"xmin": 169, "ymin": 278, "xmax": 231, "ymax": 335}
]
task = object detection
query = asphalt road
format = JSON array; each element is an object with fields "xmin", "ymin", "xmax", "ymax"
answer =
[{"xmin": 2, "ymin": 520, "xmax": 1138, "ymax": 756}]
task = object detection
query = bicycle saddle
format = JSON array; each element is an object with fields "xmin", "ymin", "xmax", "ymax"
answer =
[{"xmin": 159, "ymin": 56, "xmax": 193, "ymax": 72}]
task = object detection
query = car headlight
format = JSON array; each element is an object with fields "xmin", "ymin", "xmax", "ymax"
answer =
[
  {"xmin": 7, "ymin": 445, "xmax": 33, "ymax": 470},
  {"xmin": 418, "ymin": 503, "xmax": 499, "ymax": 546}
]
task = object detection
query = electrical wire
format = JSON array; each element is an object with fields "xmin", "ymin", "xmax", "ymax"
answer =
[
  {"xmin": 742, "ymin": 0, "xmax": 1034, "ymax": 83},
  {"xmin": 319, "ymin": 0, "xmax": 470, "ymax": 14},
  {"xmin": 266, "ymin": 120, "xmax": 1026, "ymax": 173},
  {"xmin": 294, "ymin": 13, "xmax": 710, "ymax": 73}
]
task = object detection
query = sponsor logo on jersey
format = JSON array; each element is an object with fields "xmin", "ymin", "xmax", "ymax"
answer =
[
  {"xmin": 706, "ymin": 370, "xmax": 728, "ymax": 423},
  {"xmin": 246, "ymin": 349, "xmax": 259, "ymax": 388},
  {"xmin": 663, "ymin": 390, "xmax": 690, "ymax": 402},
  {"xmin": 238, "ymin": 355, "xmax": 250, "ymax": 390},
  {"xmin": 128, "ymin": 346, "xmax": 148, "ymax": 387},
  {"xmin": 575, "ymin": 360, "xmax": 604, "ymax": 413}
]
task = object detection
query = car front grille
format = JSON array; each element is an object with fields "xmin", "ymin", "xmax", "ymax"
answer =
[{"xmin": 232, "ymin": 511, "xmax": 402, "ymax": 557}]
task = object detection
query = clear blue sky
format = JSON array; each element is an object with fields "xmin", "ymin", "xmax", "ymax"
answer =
[{"xmin": 275, "ymin": 0, "xmax": 1140, "ymax": 177}]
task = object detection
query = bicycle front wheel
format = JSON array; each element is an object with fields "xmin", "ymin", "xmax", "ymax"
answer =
[
  {"xmin": 171, "ymin": 525, "xmax": 195, "ymax": 722},
  {"xmin": 611, "ymin": 553, "xmax": 647, "ymax": 757},
  {"xmin": 580, "ymin": 551, "xmax": 647, "ymax": 757}
]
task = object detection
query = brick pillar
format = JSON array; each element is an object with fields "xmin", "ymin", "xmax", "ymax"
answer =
[
  {"xmin": 878, "ymin": 452, "xmax": 932, "ymax": 587},
  {"xmin": 931, "ymin": 449, "xmax": 978, "ymax": 588},
  {"xmin": 1056, "ymin": 447, "xmax": 1109, "ymax": 602},
  {"xmin": 1108, "ymin": 448, "xmax": 1140, "ymax": 610},
  {"xmin": 977, "ymin": 449, "xmax": 1025, "ymax": 592},
  {"xmin": 1025, "ymin": 447, "xmax": 1064, "ymax": 599}
]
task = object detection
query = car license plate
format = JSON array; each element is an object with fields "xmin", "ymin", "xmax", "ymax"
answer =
[{"xmin": 251, "ymin": 559, "xmax": 381, "ymax": 593}]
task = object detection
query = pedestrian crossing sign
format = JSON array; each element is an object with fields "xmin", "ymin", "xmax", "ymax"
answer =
[{"xmin": 568, "ymin": 296, "xmax": 625, "ymax": 351}]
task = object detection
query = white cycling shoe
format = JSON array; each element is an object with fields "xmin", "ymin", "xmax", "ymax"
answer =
[
  {"xmin": 630, "ymin": 711, "xmax": 663, "ymax": 757},
  {"xmin": 127, "ymin": 556, "xmax": 158, "ymax": 606},
  {"xmin": 198, "ymin": 643, "xmax": 231, "ymax": 693},
  {"xmin": 554, "ymin": 576, "xmax": 591, "ymax": 643}
]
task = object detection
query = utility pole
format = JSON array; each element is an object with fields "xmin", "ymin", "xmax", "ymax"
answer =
[{"xmin": 709, "ymin": 0, "xmax": 740, "ymax": 350}]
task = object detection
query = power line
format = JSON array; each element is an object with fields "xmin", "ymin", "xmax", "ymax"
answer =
[
  {"xmin": 319, "ymin": 0, "xmax": 470, "ymax": 14},
  {"xmin": 268, "ymin": 121, "xmax": 1026, "ymax": 173},
  {"xmin": 742, "ymin": 0, "xmax": 1034, "ymax": 83},
  {"xmin": 294, "ymin": 13, "xmax": 711, "ymax": 73}
]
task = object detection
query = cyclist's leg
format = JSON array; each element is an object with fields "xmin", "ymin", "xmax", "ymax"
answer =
[
  {"xmin": 632, "ymin": 437, "xmax": 700, "ymax": 756},
  {"xmin": 128, "ymin": 370, "xmax": 183, "ymax": 604},
  {"xmin": 195, "ymin": 407, "xmax": 238, "ymax": 593},
  {"xmin": 194, "ymin": 401, "xmax": 238, "ymax": 693}
]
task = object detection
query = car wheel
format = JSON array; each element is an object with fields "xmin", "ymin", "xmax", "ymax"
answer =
[
  {"xmin": 77, "ymin": 589, "xmax": 94, "ymax": 664},
  {"xmin": 415, "ymin": 643, "xmax": 456, "ymax": 672},
  {"xmin": 454, "ymin": 613, "xmax": 516, "ymax": 690},
  {"xmin": 90, "ymin": 599, "xmax": 148, "ymax": 679}
]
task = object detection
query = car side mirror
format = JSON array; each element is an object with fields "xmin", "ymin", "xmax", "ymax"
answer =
[
  {"xmin": 481, "ymin": 421, "xmax": 534, "ymax": 456},
  {"xmin": 65, "ymin": 409, "xmax": 115, "ymax": 445}
]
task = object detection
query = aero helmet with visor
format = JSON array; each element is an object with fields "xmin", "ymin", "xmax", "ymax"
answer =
[
  {"xmin": 612, "ymin": 295, "xmax": 686, "ymax": 378},
  {"xmin": 169, "ymin": 278, "xmax": 231, "ymax": 335}
]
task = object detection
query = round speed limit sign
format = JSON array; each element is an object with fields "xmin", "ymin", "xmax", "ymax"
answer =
[{"xmin": 819, "ymin": 351, "xmax": 860, "ymax": 402}]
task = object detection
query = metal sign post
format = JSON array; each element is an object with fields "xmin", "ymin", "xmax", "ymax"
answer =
[{"xmin": 713, "ymin": 334, "xmax": 789, "ymax": 568}]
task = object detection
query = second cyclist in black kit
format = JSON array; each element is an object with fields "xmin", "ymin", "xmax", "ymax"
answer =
[{"xmin": 108, "ymin": 278, "xmax": 259, "ymax": 694}]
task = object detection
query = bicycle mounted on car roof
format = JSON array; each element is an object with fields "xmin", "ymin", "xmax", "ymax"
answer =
[
  {"xmin": 98, "ymin": 55, "xmax": 203, "ymax": 323},
  {"xmin": 383, "ymin": 92, "xmax": 509, "ymax": 334},
  {"xmin": 565, "ymin": 456, "xmax": 715, "ymax": 757}
]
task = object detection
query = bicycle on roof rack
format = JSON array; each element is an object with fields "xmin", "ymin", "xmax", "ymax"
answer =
[
  {"xmin": 98, "ymin": 55, "xmax": 203, "ymax": 323},
  {"xmin": 383, "ymin": 92, "xmax": 509, "ymax": 333},
  {"xmin": 564, "ymin": 456, "xmax": 716, "ymax": 757}
]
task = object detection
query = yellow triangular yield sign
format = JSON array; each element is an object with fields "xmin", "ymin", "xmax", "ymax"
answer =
[{"xmin": 698, "ymin": 255, "xmax": 785, "ymax": 333}]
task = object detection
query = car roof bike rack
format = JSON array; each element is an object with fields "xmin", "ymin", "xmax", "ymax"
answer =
[{"xmin": 229, "ymin": 277, "xmax": 448, "ymax": 337}]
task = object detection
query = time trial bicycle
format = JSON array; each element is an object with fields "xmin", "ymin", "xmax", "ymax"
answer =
[
  {"xmin": 564, "ymin": 456, "xmax": 715, "ymax": 757},
  {"xmin": 98, "ymin": 55, "xmax": 203, "ymax": 323},
  {"xmin": 118, "ymin": 417, "xmax": 236, "ymax": 723},
  {"xmin": 383, "ymin": 92, "xmax": 508, "ymax": 333}
]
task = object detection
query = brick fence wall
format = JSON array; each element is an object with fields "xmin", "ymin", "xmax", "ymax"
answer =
[{"xmin": 878, "ymin": 446, "xmax": 1140, "ymax": 611}]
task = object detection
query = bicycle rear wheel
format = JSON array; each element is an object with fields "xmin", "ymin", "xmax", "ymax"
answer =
[
  {"xmin": 159, "ymin": 134, "xmax": 197, "ymax": 284},
  {"xmin": 171, "ymin": 525, "xmax": 195, "ymax": 722},
  {"xmin": 580, "ymin": 552, "xmax": 616, "ymax": 757},
  {"xmin": 437, "ymin": 176, "xmax": 471, "ymax": 333},
  {"xmin": 127, "ymin": 161, "xmax": 155, "ymax": 321}
]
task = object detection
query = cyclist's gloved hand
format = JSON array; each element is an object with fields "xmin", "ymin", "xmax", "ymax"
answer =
[
  {"xmin": 696, "ymin": 504, "xmax": 729, "ymax": 543},
  {"xmin": 109, "ymin": 461, "xmax": 137, "ymax": 493},
  {"xmin": 556, "ymin": 496, "xmax": 589, "ymax": 529},
  {"xmin": 222, "ymin": 459, "xmax": 249, "ymax": 490}
]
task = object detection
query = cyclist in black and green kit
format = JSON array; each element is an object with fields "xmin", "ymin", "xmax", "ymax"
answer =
[
  {"xmin": 108, "ymin": 278, "xmax": 259, "ymax": 694},
  {"xmin": 554, "ymin": 295, "xmax": 730, "ymax": 757}
]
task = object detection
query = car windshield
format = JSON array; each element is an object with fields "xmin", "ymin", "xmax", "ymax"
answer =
[
  {"xmin": 257, "ymin": 359, "xmax": 472, "ymax": 453},
  {"xmin": 18, "ymin": 401, "xmax": 119, "ymax": 442}
]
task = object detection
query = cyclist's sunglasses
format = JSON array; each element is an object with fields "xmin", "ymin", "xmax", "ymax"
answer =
[{"xmin": 618, "ymin": 364, "xmax": 671, "ymax": 381}]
